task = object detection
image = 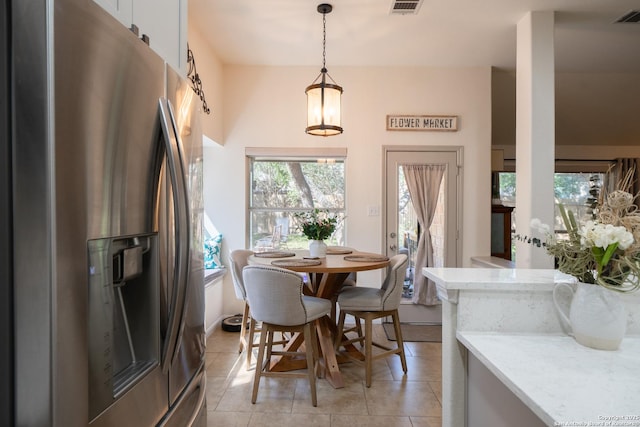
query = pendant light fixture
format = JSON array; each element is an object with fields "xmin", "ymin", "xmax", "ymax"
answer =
[{"xmin": 305, "ymin": 3, "xmax": 343, "ymax": 137}]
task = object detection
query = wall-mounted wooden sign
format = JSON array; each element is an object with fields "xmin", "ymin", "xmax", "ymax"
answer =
[{"xmin": 387, "ymin": 115, "xmax": 458, "ymax": 131}]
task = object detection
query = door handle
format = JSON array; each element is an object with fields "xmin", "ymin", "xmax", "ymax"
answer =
[
  {"xmin": 158, "ymin": 97, "xmax": 191, "ymax": 373},
  {"xmin": 390, "ymin": 232, "xmax": 396, "ymax": 238},
  {"xmin": 390, "ymin": 244, "xmax": 397, "ymax": 251}
]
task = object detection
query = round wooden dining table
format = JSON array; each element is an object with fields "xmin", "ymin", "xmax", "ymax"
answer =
[{"xmin": 247, "ymin": 248, "xmax": 390, "ymax": 388}]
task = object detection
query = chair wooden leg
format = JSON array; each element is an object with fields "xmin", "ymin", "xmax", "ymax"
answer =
[
  {"xmin": 364, "ymin": 316, "xmax": 373, "ymax": 388},
  {"xmin": 239, "ymin": 302, "xmax": 250, "ymax": 354},
  {"xmin": 311, "ymin": 320, "xmax": 322, "ymax": 378},
  {"xmin": 355, "ymin": 317, "xmax": 363, "ymax": 340},
  {"xmin": 334, "ymin": 311, "xmax": 346, "ymax": 349},
  {"xmin": 335, "ymin": 309, "xmax": 406, "ymax": 387},
  {"xmin": 303, "ymin": 323, "xmax": 318, "ymax": 407},
  {"xmin": 265, "ymin": 329, "xmax": 275, "ymax": 364},
  {"xmin": 392, "ymin": 310, "xmax": 408, "ymax": 373},
  {"xmin": 251, "ymin": 323, "xmax": 269, "ymax": 404},
  {"xmin": 246, "ymin": 317, "xmax": 257, "ymax": 369}
]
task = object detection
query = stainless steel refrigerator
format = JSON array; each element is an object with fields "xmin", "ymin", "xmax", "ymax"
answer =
[{"xmin": 2, "ymin": 0, "xmax": 206, "ymax": 425}]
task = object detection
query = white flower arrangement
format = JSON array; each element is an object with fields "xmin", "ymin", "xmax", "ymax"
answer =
[
  {"xmin": 579, "ymin": 221, "xmax": 634, "ymax": 253},
  {"xmin": 526, "ymin": 174, "xmax": 640, "ymax": 293}
]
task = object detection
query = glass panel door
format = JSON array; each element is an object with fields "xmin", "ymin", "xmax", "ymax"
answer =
[{"xmin": 385, "ymin": 148, "xmax": 460, "ymax": 323}]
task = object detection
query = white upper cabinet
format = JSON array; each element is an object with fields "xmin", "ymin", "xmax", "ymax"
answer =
[
  {"xmin": 93, "ymin": 0, "xmax": 187, "ymax": 75},
  {"xmin": 92, "ymin": 0, "xmax": 133, "ymax": 27},
  {"xmin": 133, "ymin": 0, "xmax": 187, "ymax": 75}
]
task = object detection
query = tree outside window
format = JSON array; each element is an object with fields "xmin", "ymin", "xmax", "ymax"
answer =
[
  {"xmin": 249, "ymin": 158, "xmax": 346, "ymax": 250},
  {"xmin": 498, "ymin": 171, "xmax": 603, "ymax": 258}
]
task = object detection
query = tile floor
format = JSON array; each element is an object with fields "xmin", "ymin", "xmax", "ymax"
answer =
[{"xmin": 204, "ymin": 323, "xmax": 442, "ymax": 427}]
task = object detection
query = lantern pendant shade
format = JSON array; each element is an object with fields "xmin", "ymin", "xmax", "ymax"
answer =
[
  {"xmin": 305, "ymin": 3, "xmax": 343, "ymax": 137},
  {"xmin": 306, "ymin": 71, "xmax": 343, "ymax": 136}
]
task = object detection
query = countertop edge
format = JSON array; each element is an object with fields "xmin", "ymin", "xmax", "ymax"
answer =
[{"xmin": 423, "ymin": 267, "xmax": 572, "ymax": 292}]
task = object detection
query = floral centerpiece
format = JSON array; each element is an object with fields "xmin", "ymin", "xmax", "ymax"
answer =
[
  {"xmin": 522, "ymin": 173, "xmax": 639, "ymax": 350},
  {"xmin": 295, "ymin": 209, "xmax": 338, "ymax": 258},
  {"xmin": 295, "ymin": 208, "xmax": 337, "ymax": 241},
  {"xmin": 527, "ymin": 177, "xmax": 640, "ymax": 294}
]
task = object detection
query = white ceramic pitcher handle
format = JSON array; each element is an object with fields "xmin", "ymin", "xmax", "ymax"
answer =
[{"xmin": 553, "ymin": 282, "xmax": 574, "ymax": 334}]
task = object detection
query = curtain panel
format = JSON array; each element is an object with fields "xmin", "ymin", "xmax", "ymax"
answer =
[{"xmin": 401, "ymin": 164, "xmax": 446, "ymax": 306}]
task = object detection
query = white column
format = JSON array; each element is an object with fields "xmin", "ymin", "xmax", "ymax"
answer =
[{"xmin": 515, "ymin": 11, "xmax": 555, "ymax": 268}]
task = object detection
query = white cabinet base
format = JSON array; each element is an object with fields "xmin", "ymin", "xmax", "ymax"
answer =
[{"xmin": 468, "ymin": 352, "xmax": 545, "ymax": 427}]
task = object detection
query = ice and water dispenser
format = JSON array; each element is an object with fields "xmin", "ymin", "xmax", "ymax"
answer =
[{"xmin": 88, "ymin": 233, "xmax": 160, "ymax": 419}]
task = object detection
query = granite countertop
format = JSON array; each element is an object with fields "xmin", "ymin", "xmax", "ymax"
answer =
[{"xmin": 457, "ymin": 332, "xmax": 640, "ymax": 426}]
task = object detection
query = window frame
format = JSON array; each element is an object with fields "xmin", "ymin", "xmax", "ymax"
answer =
[{"xmin": 245, "ymin": 147, "xmax": 348, "ymax": 250}]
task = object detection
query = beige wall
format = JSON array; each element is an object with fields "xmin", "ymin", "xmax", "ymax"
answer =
[
  {"xmin": 203, "ymin": 65, "xmax": 492, "ymax": 314},
  {"xmin": 492, "ymin": 69, "xmax": 640, "ymax": 148},
  {"xmin": 186, "ymin": 24, "xmax": 224, "ymax": 143},
  {"xmin": 556, "ymin": 72, "xmax": 640, "ymax": 147}
]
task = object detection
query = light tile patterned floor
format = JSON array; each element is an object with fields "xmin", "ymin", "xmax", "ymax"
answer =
[{"xmin": 204, "ymin": 323, "xmax": 442, "ymax": 427}]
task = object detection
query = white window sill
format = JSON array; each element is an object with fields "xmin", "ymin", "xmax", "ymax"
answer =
[{"xmin": 205, "ymin": 267, "xmax": 226, "ymax": 287}]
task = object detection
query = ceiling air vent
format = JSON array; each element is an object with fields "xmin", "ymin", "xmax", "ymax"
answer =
[
  {"xmin": 615, "ymin": 10, "xmax": 640, "ymax": 23},
  {"xmin": 390, "ymin": 0, "xmax": 423, "ymax": 15}
]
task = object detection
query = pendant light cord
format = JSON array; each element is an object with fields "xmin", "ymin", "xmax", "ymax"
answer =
[{"xmin": 322, "ymin": 12, "xmax": 327, "ymax": 72}]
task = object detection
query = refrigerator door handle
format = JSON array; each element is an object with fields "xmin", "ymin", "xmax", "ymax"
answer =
[
  {"xmin": 165, "ymin": 97, "xmax": 193, "ymax": 365},
  {"xmin": 158, "ymin": 97, "xmax": 191, "ymax": 373}
]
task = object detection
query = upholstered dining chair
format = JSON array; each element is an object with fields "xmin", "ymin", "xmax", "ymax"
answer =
[
  {"xmin": 243, "ymin": 265, "xmax": 332, "ymax": 407},
  {"xmin": 334, "ymin": 254, "xmax": 408, "ymax": 387},
  {"xmin": 230, "ymin": 249, "xmax": 292, "ymax": 369},
  {"xmin": 228, "ymin": 249, "xmax": 256, "ymax": 367}
]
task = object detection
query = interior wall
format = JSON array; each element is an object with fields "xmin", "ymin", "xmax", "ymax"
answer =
[
  {"xmin": 491, "ymin": 69, "xmax": 517, "ymax": 147},
  {"xmin": 186, "ymin": 23, "xmax": 224, "ymax": 144},
  {"xmin": 555, "ymin": 72, "xmax": 640, "ymax": 146},
  {"xmin": 204, "ymin": 65, "xmax": 492, "ymax": 315},
  {"xmin": 492, "ymin": 68, "xmax": 640, "ymax": 148}
]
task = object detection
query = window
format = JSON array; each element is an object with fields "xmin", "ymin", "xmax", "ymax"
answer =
[
  {"xmin": 498, "ymin": 171, "xmax": 603, "ymax": 258},
  {"xmin": 552, "ymin": 173, "xmax": 602, "ymax": 230},
  {"xmin": 498, "ymin": 172, "xmax": 603, "ymax": 230},
  {"xmin": 248, "ymin": 155, "xmax": 346, "ymax": 250}
]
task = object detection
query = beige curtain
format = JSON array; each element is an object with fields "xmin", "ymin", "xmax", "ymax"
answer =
[
  {"xmin": 607, "ymin": 158, "xmax": 640, "ymax": 196},
  {"xmin": 401, "ymin": 164, "xmax": 446, "ymax": 306}
]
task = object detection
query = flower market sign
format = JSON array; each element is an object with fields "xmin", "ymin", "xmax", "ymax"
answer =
[{"xmin": 387, "ymin": 115, "xmax": 458, "ymax": 132}]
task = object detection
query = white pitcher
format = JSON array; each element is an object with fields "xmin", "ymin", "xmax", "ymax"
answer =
[{"xmin": 553, "ymin": 280, "xmax": 627, "ymax": 351}]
